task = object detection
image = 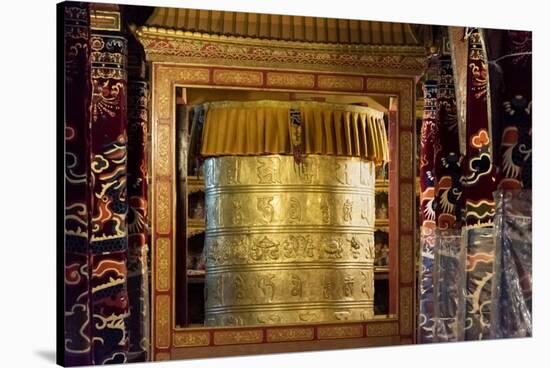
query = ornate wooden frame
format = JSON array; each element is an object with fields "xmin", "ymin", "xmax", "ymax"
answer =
[{"xmin": 140, "ymin": 27, "xmax": 421, "ymax": 361}]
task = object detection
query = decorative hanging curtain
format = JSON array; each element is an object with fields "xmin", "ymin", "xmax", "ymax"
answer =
[
  {"xmin": 418, "ymin": 79, "xmax": 438, "ymax": 344},
  {"xmin": 486, "ymin": 30, "xmax": 532, "ymax": 190},
  {"xmin": 433, "ymin": 229, "xmax": 466, "ymax": 342},
  {"xmin": 429, "ymin": 54, "xmax": 466, "ymax": 344},
  {"xmin": 63, "ymin": 2, "xmax": 137, "ymax": 365},
  {"xmin": 194, "ymin": 100, "xmax": 389, "ymax": 327},
  {"xmin": 460, "ymin": 28, "xmax": 496, "ymax": 227},
  {"xmin": 491, "ymin": 190, "xmax": 532, "ymax": 338},
  {"xmin": 434, "ymin": 55, "xmax": 463, "ymax": 229},
  {"xmin": 423, "ymin": 27, "xmax": 531, "ymax": 344},
  {"xmin": 126, "ymin": 40, "xmax": 150, "ymax": 362},
  {"xmin": 200, "ymin": 100, "xmax": 389, "ymax": 163},
  {"xmin": 485, "ymin": 29, "xmax": 532, "ymax": 339},
  {"xmin": 63, "ymin": 3, "xmax": 93, "ymax": 366},
  {"xmin": 460, "ymin": 28, "xmax": 498, "ymax": 341}
]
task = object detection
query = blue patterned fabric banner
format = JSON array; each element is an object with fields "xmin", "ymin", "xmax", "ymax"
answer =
[
  {"xmin": 433, "ymin": 229, "xmax": 466, "ymax": 342},
  {"xmin": 491, "ymin": 190, "xmax": 532, "ymax": 338},
  {"xmin": 464, "ymin": 227, "xmax": 495, "ymax": 340}
]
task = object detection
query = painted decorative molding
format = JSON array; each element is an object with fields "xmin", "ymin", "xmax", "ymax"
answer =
[
  {"xmin": 155, "ymin": 68, "xmax": 210, "ymax": 120},
  {"xmin": 399, "ymin": 132, "xmax": 414, "ymax": 179},
  {"xmin": 399, "ymin": 287, "xmax": 413, "ymax": 336},
  {"xmin": 148, "ymin": 62, "xmax": 417, "ymax": 358},
  {"xmin": 213, "ymin": 69, "xmax": 263, "ymax": 86},
  {"xmin": 155, "ymin": 352, "xmax": 170, "ymax": 361},
  {"xmin": 399, "ymin": 234, "xmax": 414, "ymax": 284},
  {"xmin": 318, "ymin": 75, "xmax": 364, "ymax": 91},
  {"xmin": 156, "ymin": 124, "xmax": 171, "ymax": 176},
  {"xmin": 173, "ymin": 331, "xmax": 210, "ymax": 347},
  {"xmin": 317, "ymin": 324, "xmax": 363, "ymax": 339},
  {"xmin": 213, "ymin": 330, "xmax": 264, "ymax": 345},
  {"xmin": 367, "ymin": 78, "xmax": 415, "ymax": 128},
  {"xmin": 266, "ymin": 72, "xmax": 315, "ymax": 89},
  {"xmin": 155, "ymin": 181, "xmax": 171, "ymax": 234},
  {"xmin": 136, "ymin": 27, "xmax": 427, "ymax": 76},
  {"xmin": 266, "ymin": 327, "xmax": 315, "ymax": 342},
  {"xmin": 399, "ymin": 185, "xmax": 413, "ymax": 231},
  {"xmin": 156, "ymin": 238, "xmax": 170, "ymax": 291},
  {"xmin": 156, "ymin": 295, "xmax": 171, "ymax": 348},
  {"xmin": 366, "ymin": 322, "xmax": 400, "ymax": 337}
]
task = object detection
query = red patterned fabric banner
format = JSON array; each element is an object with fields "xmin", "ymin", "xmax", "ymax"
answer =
[
  {"xmin": 64, "ymin": 2, "xmax": 92, "ymax": 366},
  {"xmin": 88, "ymin": 29, "xmax": 130, "ymax": 363},
  {"xmin": 127, "ymin": 69, "xmax": 150, "ymax": 361},
  {"xmin": 434, "ymin": 56, "xmax": 463, "ymax": 229},
  {"xmin": 63, "ymin": 3, "xmax": 139, "ymax": 364},
  {"xmin": 420, "ymin": 80, "xmax": 438, "ymax": 229},
  {"xmin": 418, "ymin": 79, "xmax": 438, "ymax": 343},
  {"xmin": 460, "ymin": 29, "xmax": 496, "ymax": 227},
  {"xmin": 486, "ymin": 30, "xmax": 532, "ymax": 190},
  {"xmin": 461, "ymin": 28, "xmax": 497, "ymax": 341}
]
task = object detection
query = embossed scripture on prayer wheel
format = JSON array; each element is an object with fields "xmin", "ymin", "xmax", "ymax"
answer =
[{"xmin": 203, "ymin": 155, "xmax": 376, "ymax": 326}]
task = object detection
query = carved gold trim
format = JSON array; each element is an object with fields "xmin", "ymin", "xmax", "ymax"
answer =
[
  {"xmin": 399, "ymin": 132, "xmax": 414, "ymax": 179},
  {"xmin": 266, "ymin": 72, "xmax": 315, "ymax": 89},
  {"xmin": 173, "ymin": 331, "xmax": 210, "ymax": 347},
  {"xmin": 213, "ymin": 330, "xmax": 264, "ymax": 345},
  {"xmin": 137, "ymin": 26, "xmax": 426, "ymax": 55},
  {"xmin": 156, "ymin": 68, "xmax": 210, "ymax": 120},
  {"xmin": 156, "ymin": 238, "xmax": 170, "ymax": 291},
  {"xmin": 90, "ymin": 10, "xmax": 120, "ymax": 31},
  {"xmin": 136, "ymin": 28, "xmax": 426, "ymax": 76},
  {"xmin": 366, "ymin": 78, "xmax": 415, "ymax": 129},
  {"xmin": 317, "ymin": 324, "xmax": 363, "ymax": 339},
  {"xmin": 366, "ymin": 322, "xmax": 399, "ymax": 337},
  {"xmin": 266, "ymin": 327, "xmax": 315, "ymax": 342},
  {"xmin": 149, "ymin": 61, "xmax": 417, "ymax": 358},
  {"xmin": 156, "ymin": 181, "xmax": 171, "ymax": 234},
  {"xmin": 155, "ymin": 352, "xmax": 170, "ymax": 361},
  {"xmin": 156, "ymin": 295, "xmax": 171, "ymax": 348},
  {"xmin": 156, "ymin": 125, "xmax": 171, "ymax": 176},
  {"xmin": 399, "ymin": 185, "xmax": 413, "ymax": 232},
  {"xmin": 318, "ymin": 75, "xmax": 363, "ymax": 91},
  {"xmin": 399, "ymin": 234, "xmax": 414, "ymax": 284},
  {"xmin": 399, "ymin": 287, "xmax": 413, "ymax": 336},
  {"xmin": 212, "ymin": 69, "xmax": 263, "ymax": 86}
]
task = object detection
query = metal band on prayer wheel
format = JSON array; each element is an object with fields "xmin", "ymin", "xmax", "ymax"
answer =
[{"xmin": 204, "ymin": 155, "xmax": 376, "ymax": 326}]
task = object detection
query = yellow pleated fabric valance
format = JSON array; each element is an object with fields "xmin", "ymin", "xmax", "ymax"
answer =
[{"xmin": 198, "ymin": 100, "xmax": 389, "ymax": 163}]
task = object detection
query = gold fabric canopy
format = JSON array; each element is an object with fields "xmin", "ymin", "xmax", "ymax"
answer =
[
  {"xmin": 200, "ymin": 100, "xmax": 389, "ymax": 163},
  {"xmin": 145, "ymin": 8, "xmax": 422, "ymax": 46}
]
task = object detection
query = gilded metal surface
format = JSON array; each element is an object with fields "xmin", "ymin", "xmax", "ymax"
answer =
[
  {"xmin": 204, "ymin": 155, "xmax": 375, "ymax": 326},
  {"xmin": 90, "ymin": 10, "xmax": 121, "ymax": 31}
]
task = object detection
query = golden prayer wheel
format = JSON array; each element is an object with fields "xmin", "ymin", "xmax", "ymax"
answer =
[{"xmin": 195, "ymin": 100, "xmax": 388, "ymax": 327}]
